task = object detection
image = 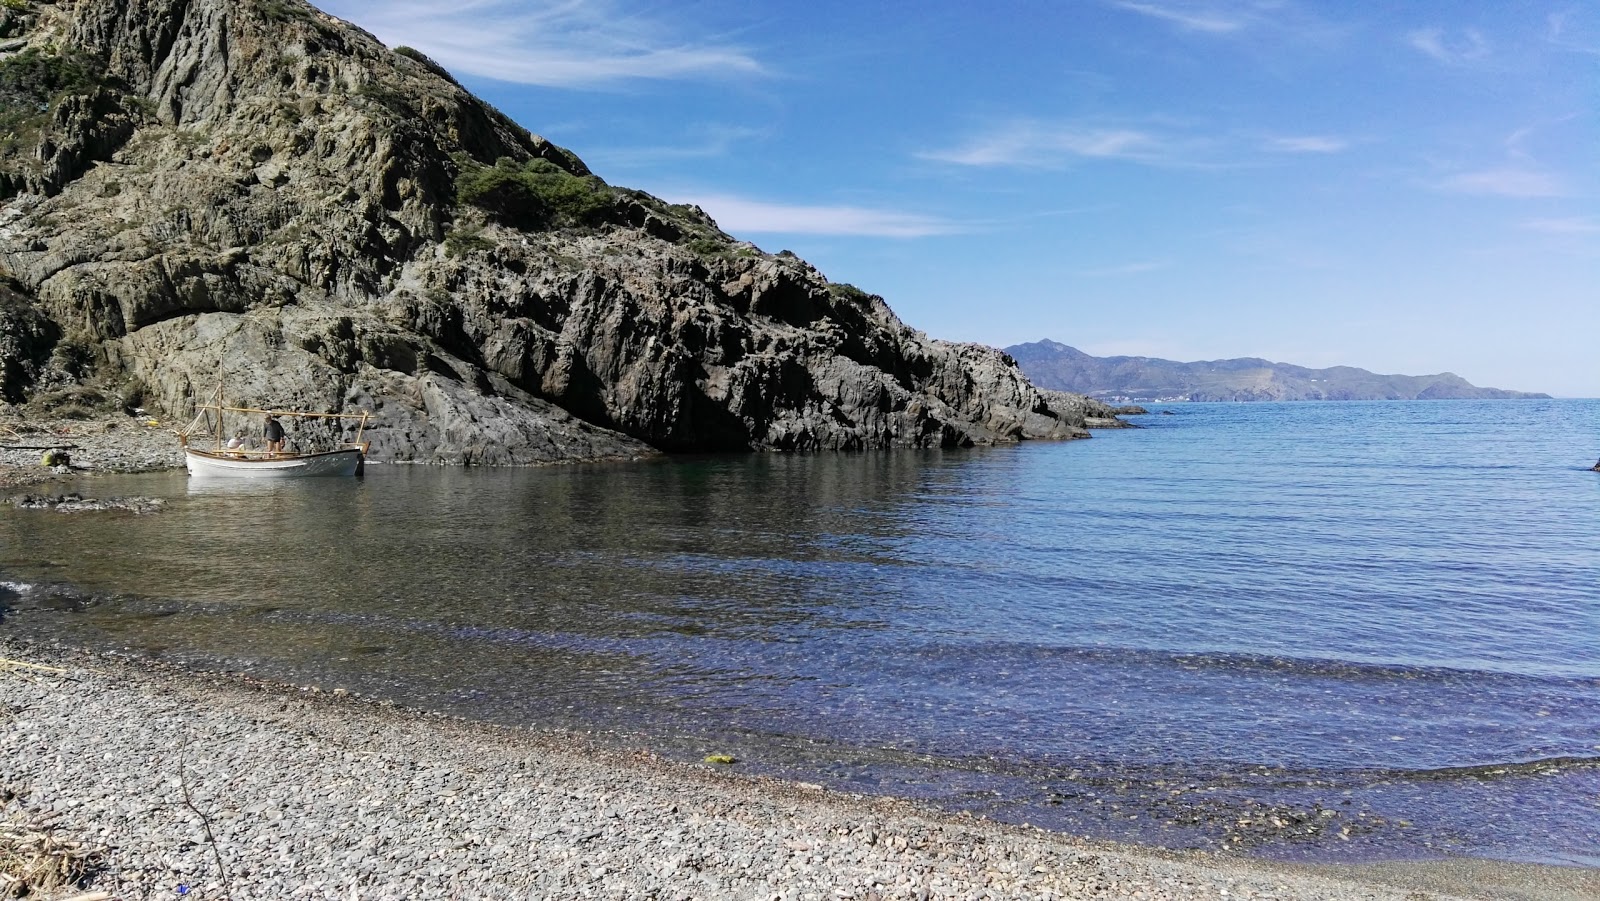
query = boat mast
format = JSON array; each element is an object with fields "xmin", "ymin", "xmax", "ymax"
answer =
[{"xmin": 214, "ymin": 383, "xmax": 225, "ymax": 451}]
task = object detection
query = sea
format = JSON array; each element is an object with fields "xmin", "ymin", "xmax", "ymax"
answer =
[{"xmin": 3, "ymin": 398, "xmax": 1597, "ymax": 867}]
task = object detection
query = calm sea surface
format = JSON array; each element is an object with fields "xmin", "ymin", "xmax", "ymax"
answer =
[{"xmin": 4, "ymin": 399, "xmax": 1598, "ymax": 865}]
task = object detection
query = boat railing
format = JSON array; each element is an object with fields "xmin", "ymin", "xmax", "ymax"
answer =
[{"xmin": 178, "ymin": 385, "xmax": 377, "ymax": 456}]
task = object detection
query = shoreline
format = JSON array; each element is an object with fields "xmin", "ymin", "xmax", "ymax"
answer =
[
  {"xmin": 0, "ymin": 410, "xmax": 185, "ymax": 491},
  {"xmin": 5, "ymin": 640, "xmax": 1598, "ymax": 900}
]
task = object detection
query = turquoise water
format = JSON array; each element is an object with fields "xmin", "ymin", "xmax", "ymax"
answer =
[{"xmin": 3, "ymin": 399, "xmax": 1598, "ymax": 864}]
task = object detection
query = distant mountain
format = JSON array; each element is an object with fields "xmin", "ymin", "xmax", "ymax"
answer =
[{"xmin": 1005, "ymin": 340, "xmax": 1550, "ymax": 402}]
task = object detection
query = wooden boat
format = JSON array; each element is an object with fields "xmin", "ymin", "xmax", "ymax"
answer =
[
  {"xmin": 178, "ymin": 387, "xmax": 373, "ymax": 479},
  {"xmin": 182, "ymin": 444, "xmax": 365, "ymax": 478}
]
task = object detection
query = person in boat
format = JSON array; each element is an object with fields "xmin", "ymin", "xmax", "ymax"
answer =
[
  {"xmin": 226, "ymin": 430, "xmax": 247, "ymax": 450},
  {"xmin": 264, "ymin": 414, "xmax": 286, "ymax": 454}
]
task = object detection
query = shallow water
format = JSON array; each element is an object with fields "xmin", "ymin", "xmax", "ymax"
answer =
[{"xmin": 3, "ymin": 399, "xmax": 1598, "ymax": 865}]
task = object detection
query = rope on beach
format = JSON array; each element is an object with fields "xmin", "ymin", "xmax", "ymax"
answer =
[{"xmin": 0, "ymin": 817, "xmax": 104, "ymax": 899}]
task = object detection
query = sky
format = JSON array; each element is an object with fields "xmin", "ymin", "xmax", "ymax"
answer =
[{"xmin": 315, "ymin": 1, "xmax": 1598, "ymax": 397}]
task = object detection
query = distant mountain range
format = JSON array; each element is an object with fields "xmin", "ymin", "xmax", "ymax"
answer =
[{"xmin": 1005, "ymin": 340, "xmax": 1550, "ymax": 402}]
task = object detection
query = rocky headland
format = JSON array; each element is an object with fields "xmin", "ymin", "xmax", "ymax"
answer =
[
  {"xmin": 0, "ymin": 0, "xmax": 1120, "ymax": 468},
  {"xmin": 1008, "ymin": 340, "xmax": 1551, "ymax": 403}
]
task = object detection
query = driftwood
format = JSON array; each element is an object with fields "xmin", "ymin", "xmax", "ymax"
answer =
[{"xmin": 0, "ymin": 659, "xmax": 67, "ymax": 676}]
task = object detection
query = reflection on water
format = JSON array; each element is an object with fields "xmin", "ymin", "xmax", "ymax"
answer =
[{"xmin": 3, "ymin": 399, "xmax": 1599, "ymax": 866}]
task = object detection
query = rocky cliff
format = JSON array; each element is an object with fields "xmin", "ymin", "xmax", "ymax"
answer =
[
  {"xmin": 1008, "ymin": 340, "xmax": 1550, "ymax": 403},
  {"xmin": 0, "ymin": 0, "xmax": 1102, "ymax": 464}
]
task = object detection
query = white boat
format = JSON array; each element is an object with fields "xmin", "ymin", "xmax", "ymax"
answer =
[
  {"xmin": 178, "ymin": 387, "xmax": 372, "ymax": 479},
  {"xmin": 183, "ymin": 445, "xmax": 365, "ymax": 479}
]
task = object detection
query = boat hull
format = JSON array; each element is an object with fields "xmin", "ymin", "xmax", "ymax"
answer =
[{"xmin": 185, "ymin": 447, "xmax": 363, "ymax": 478}]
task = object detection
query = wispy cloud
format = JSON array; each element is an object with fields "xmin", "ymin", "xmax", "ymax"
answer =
[
  {"xmin": 589, "ymin": 125, "xmax": 769, "ymax": 166},
  {"xmin": 316, "ymin": 0, "xmax": 763, "ymax": 87},
  {"xmin": 1077, "ymin": 260, "xmax": 1173, "ymax": 277},
  {"xmin": 1407, "ymin": 27, "xmax": 1491, "ymax": 65},
  {"xmin": 1520, "ymin": 216, "xmax": 1600, "ymax": 234},
  {"xmin": 919, "ymin": 120, "xmax": 1202, "ymax": 168},
  {"xmin": 1263, "ymin": 135, "xmax": 1349, "ymax": 153},
  {"xmin": 1104, "ymin": 1, "xmax": 1345, "ymax": 44},
  {"xmin": 1546, "ymin": 11, "xmax": 1600, "ymax": 55},
  {"xmin": 677, "ymin": 194, "xmax": 959, "ymax": 238},
  {"xmin": 1109, "ymin": 1, "xmax": 1244, "ymax": 34},
  {"xmin": 1436, "ymin": 168, "xmax": 1566, "ymax": 198}
]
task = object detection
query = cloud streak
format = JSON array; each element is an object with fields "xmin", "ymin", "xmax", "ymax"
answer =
[
  {"xmin": 1520, "ymin": 216, "xmax": 1600, "ymax": 234},
  {"xmin": 1078, "ymin": 260, "xmax": 1173, "ymax": 277},
  {"xmin": 922, "ymin": 121, "xmax": 1354, "ymax": 170},
  {"xmin": 589, "ymin": 125, "xmax": 769, "ymax": 166},
  {"xmin": 919, "ymin": 121, "xmax": 1196, "ymax": 168},
  {"xmin": 679, "ymin": 194, "xmax": 960, "ymax": 238},
  {"xmin": 1408, "ymin": 27, "xmax": 1491, "ymax": 65},
  {"xmin": 316, "ymin": 0, "xmax": 762, "ymax": 87},
  {"xmin": 1263, "ymin": 135, "xmax": 1349, "ymax": 153},
  {"xmin": 1436, "ymin": 168, "xmax": 1566, "ymax": 198},
  {"xmin": 1109, "ymin": 1, "xmax": 1243, "ymax": 34},
  {"xmin": 1104, "ymin": 0, "xmax": 1345, "ymax": 44}
]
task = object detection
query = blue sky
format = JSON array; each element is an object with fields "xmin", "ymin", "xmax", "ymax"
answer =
[{"xmin": 316, "ymin": 1, "xmax": 1598, "ymax": 397}]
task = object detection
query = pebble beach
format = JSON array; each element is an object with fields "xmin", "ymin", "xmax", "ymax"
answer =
[
  {"xmin": 4, "ymin": 413, "xmax": 1599, "ymax": 899},
  {"xmin": 9, "ymin": 640, "xmax": 1594, "ymax": 901},
  {"xmin": 0, "ymin": 411, "xmax": 184, "ymax": 491}
]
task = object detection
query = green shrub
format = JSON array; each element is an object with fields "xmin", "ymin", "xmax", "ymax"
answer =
[
  {"xmin": 393, "ymin": 46, "xmax": 458, "ymax": 85},
  {"xmin": 454, "ymin": 155, "xmax": 615, "ymax": 231},
  {"xmin": 355, "ymin": 81, "xmax": 414, "ymax": 119},
  {"xmin": 684, "ymin": 236, "xmax": 730, "ymax": 257},
  {"xmin": 827, "ymin": 282, "xmax": 872, "ymax": 303},
  {"xmin": 258, "ymin": 0, "xmax": 310, "ymax": 22},
  {"xmin": 0, "ymin": 47, "xmax": 104, "ymax": 113},
  {"xmin": 444, "ymin": 225, "xmax": 494, "ymax": 257},
  {"xmin": 47, "ymin": 333, "xmax": 97, "ymax": 380}
]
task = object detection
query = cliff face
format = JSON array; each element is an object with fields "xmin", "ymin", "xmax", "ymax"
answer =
[
  {"xmin": 0, "ymin": 0, "xmax": 1095, "ymax": 463},
  {"xmin": 1008, "ymin": 340, "xmax": 1550, "ymax": 403}
]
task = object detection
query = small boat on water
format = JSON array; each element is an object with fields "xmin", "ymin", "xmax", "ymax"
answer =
[{"xmin": 178, "ymin": 387, "xmax": 373, "ymax": 479}]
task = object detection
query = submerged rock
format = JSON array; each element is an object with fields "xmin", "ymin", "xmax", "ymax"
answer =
[
  {"xmin": 0, "ymin": 0, "xmax": 1108, "ymax": 465},
  {"xmin": 9, "ymin": 492, "xmax": 164, "ymax": 514}
]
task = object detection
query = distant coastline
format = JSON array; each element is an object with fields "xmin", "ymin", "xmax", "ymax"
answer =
[{"xmin": 1007, "ymin": 339, "xmax": 1551, "ymax": 403}]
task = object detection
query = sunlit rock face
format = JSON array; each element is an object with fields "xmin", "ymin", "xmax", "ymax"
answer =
[{"xmin": 0, "ymin": 0, "xmax": 1097, "ymax": 463}]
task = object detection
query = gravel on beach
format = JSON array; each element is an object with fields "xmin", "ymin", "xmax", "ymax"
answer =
[{"xmin": 0, "ymin": 640, "xmax": 1540, "ymax": 901}]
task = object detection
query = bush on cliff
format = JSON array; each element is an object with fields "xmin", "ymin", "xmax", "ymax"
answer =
[
  {"xmin": 0, "ymin": 47, "xmax": 104, "ymax": 139},
  {"xmin": 455, "ymin": 156, "xmax": 616, "ymax": 231}
]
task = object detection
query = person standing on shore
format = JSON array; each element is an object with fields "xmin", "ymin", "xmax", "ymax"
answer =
[{"xmin": 264, "ymin": 414, "xmax": 285, "ymax": 454}]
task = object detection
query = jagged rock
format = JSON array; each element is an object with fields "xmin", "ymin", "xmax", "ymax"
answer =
[
  {"xmin": 0, "ymin": 276, "xmax": 61, "ymax": 402},
  {"xmin": 0, "ymin": 0, "xmax": 1104, "ymax": 465}
]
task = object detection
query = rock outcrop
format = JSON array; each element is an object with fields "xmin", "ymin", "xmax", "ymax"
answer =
[{"xmin": 0, "ymin": 0, "xmax": 1100, "ymax": 464}]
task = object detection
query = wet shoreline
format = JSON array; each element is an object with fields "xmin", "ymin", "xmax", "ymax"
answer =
[{"xmin": 7, "ymin": 637, "xmax": 1599, "ymax": 899}]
